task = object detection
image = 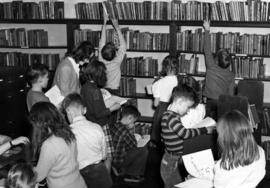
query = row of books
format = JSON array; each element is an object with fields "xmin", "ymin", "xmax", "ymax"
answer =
[
  {"xmin": 0, "ymin": 28, "xmax": 48, "ymax": 47},
  {"xmin": 0, "ymin": 1, "xmax": 64, "ymax": 19},
  {"xmin": 74, "ymin": 28, "xmax": 170, "ymax": 51},
  {"xmin": 177, "ymin": 29, "xmax": 270, "ymax": 56},
  {"xmin": 0, "ymin": 52, "xmax": 60, "ymax": 71},
  {"xmin": 178, "ymin": 54, "xmax": 199, "ymax": 75},
  {"xmin": 262, "ymin": 107, "xmax": 270, "ymax": 136},
  {"xmin": 121, "ymin": 56, "xmax": 159, "ymax": 77},
  {"xmin": 120, "ymin": 77, "xmax": 136, "ymax": 97},
  {"xmin": 262, "ymin": 141, "xmax": 270, "ymax": 161},
  {"xmin": 74, "ymin": 0, "xmax": 270, "ymax": 21}
]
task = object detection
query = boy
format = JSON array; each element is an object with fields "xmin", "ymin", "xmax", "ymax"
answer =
[
  {"xmin": 110, "ymin": 105, "xmax": 148, "ymax": 182},
  {"xmin": 160, "ymin": 85, "xmax": 214, "ymax": 188},
  {"xmin": 25, "ymin": 63, "xmax": 50, "ymax": 112},
  {"xmin": 61, "ymin": 93, "xmax": 112, "ymax": 188},
  {"xmin": 98, "ymin": 14, "xmax": 127, "ymax": 95},
  {"xmin": 203, "ymin": 20, "xmax": 235, "ymax": 120}
]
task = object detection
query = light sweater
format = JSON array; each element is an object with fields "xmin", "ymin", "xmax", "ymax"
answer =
[
  {"xmin": 214, "ymin": 146, "xmax": 266, "ymax": 188},
  {"xmin": 35, "ymin": 135, "xmax": 86, "ymax": 188}
]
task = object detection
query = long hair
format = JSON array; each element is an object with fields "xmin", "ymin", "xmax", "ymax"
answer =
[
  {"xmin": 82, "ymin": 58, "xmax": 107, "ymax": 88},
  {"xmin": 217, "ymin": 110, "xmax": 259, "ymax": 170},
  {"xmin": 29, "ymin": 102, "xmax": 75, "ymax": 157},
  {"xmin": 66, "ymin": 41, "xmax": 94, "ymax": 63},
  {"xmin": 159, "ymin": 55, "xmax": 179, "ymax": 77}
]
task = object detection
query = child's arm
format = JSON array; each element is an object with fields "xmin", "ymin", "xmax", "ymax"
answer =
[
  {"xmin": 98, "ymin": 13, "xmax": 109, "ymax": 60},
  {"xmin": 111, "ymin": 18, "xmax": 127, "ymax": 64},
  {"xmin": 203, "ymin": 20, "xmax": 215, "ymax": 68},
  {"xmin": 57, "ymin": 65, "xmax": 73, "ymax": 97}
]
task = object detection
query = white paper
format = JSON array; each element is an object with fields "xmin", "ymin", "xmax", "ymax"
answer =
[
  {"xmin": 175, "ymin": 178, "xmax": 213, "ymax": 188},
  {"xmin": 181, "ymin": 104, "xmax": 206, "ymax": 128},
  {"xmin": 182, "ymin": 149, "xmax": 215, "ymax": 180},
  {"xmin": 45, "ymin": 85, "xmax": 64, "ymax": 107},
  {"xmin": 191, "ymin": 117, "xmax": 216, "ymax": 128},
  {"xmin": 101, "ymin": 89, "xmax": 127, "ymax": 108},
  {"xmin": 134, "ymin": 134, "xmax": 150, "ymax": 147}
]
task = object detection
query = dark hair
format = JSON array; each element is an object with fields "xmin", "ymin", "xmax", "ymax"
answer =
[
  {"xmin": 215, "ymin": 49, "xmax": 231, "ymax": 69},
  {"xmin": 66, "ymin": 41, "xmax": 94, "ymax": 63},
  {"xmin": 101, "ymin": 42, "xmax": 117, "ymax": 61},
  {"xmin": 29, "ymin": 102, "xmax": 75, "ymax": 157},
  {"xmin": 159, "ymin": 55, "xmax": 179, "ymax": 76},
  {"xmin": 121, "ymin": 105, "xmax": 141, "ymax": 119},
  {"xmin": 82, "ymin": 58, "xmax": 107, "ymax": 87},
  {"xmin": 25, "ymin": 63, "xmax": 49, "ymax": 86},
  {"xmin": 217, "ymin": 110, "xmax": 259, "ymax": 170},
  {"xmin": 62, "ymin": 93, "xmax": 84, "ymax": 111},
  {"xmin": 7, "ymin": 163, "xmax": 36, "ymax": 188},
  {"xmin": 171, "ymin": 84, "xmax": 197, "ymax": 107}
]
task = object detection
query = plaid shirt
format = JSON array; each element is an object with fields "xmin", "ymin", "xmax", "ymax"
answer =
[{"xmin": 110, "ymin": 122, "xmax": 137, "ymax": 166}]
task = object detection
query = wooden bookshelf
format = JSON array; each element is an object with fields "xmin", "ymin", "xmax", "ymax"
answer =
[
  {"xmin": 0, "ymin": 46, "xmax": 67, "ymax": 49},
  {"xmin": 121, "ymin": 93, "xmax": 152, "ymax": 99}
]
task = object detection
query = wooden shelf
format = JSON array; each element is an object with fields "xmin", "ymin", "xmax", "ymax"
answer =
[
  {"xmin": 121, "ymin": 75, "xmax": 157, "ymax": 79},
  {"xmin": 0, "ymin": 46, "xmax": 67, "ymax": 49},
  {"xmin": 127, "ymin": 49, "xmax": 169, "ymax": 53},
  {"xmin": 121, "ymin": 93, "xmax": 152, "ymax": 99}
]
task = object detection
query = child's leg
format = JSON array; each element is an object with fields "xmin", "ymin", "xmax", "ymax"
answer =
[{"xmin": 160, "ymin": 152, "xmax": 183, "ymax": 188}]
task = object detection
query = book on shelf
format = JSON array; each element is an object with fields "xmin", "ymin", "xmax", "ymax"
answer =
[{"xmin": 248, "ymin": 104, "xmax": 260, "ymax": 129}]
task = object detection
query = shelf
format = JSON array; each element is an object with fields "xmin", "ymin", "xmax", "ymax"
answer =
[
  {"xmin": 121, "ymin": 93, "xmax": 152, "ymax": 99},
  {"xmin": 0, "ymin": 46, "xmax": 67, "ymax": 49},
  {"xmin": 121, "ymin": 75, "xmax": 157, "ymax": 79},
  {"xmin": 138, "ymin": 116, "xmax": 153, "ymax": 123},
  {"xmin": 127, "ymin": 49, "xmax": 169, "ymax": 53}
]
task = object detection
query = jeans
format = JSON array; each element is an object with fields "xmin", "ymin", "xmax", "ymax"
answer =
[
  {"xmin": 80, "ymin": 161, "xmax": 112, "ymax": 188},
  {"xmin": 160, "ymin": 152, "xmax": 183, "ymax": 188}
]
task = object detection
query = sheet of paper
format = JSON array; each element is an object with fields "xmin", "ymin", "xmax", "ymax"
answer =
[
  {"xmin": 182, "ymin": 149, "xmax": 215, "ymax": 180},
  {"xmin": 175, "ymin": 178, "xmax": 213, "ymax": 188},
  {"xmin": 104, "ymin": 95, "xmax": 127, "ymax": 108},
  {"xmin": 191, "ymin": 117, "xmax": 216, "ymax": 128},
  {"xmin": 181, "ymin": 104, "xmax": 206, "ymax": 128},
  {"xmin": 45, "ymin": 85, "xmax": 64, "ymax": 107}
]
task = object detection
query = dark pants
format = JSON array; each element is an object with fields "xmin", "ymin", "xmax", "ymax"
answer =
[
  {"xmin": 151, "ymin": 102, "xmax": 169, "ymax": 147},
  {"xmin": 119, "ymin": 146, "xmax": 148, "ymax": 176},
  {"xmin": 80, "ymin": 161, "xmax": 112, "ymax": 188},
  {"xmin": 205, "ymin": 98, "xmax": 218, "ymax": 121}
]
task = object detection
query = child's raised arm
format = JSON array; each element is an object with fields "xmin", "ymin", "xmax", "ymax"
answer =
[{"xmin": 98, "ymin": 12, "xmax": 109, "ymax": 59}]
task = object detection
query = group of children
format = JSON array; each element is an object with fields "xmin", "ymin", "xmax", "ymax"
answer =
[{"xmin": 1, "ymin": 18, "xmax": 266, "ymax": 188}]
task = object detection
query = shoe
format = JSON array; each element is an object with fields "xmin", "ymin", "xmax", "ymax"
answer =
[{"xmin": 123, "ymin": 175, "xmax": 144, "ymax": 183}]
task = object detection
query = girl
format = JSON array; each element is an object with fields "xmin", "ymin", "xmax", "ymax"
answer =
[
  {"xmin": 214, "ymin": 110, "xmax": 265, "ymax": 188},
  {"xmin": 29, "ymin": 102, "xmax": 87, "ymax": 188}
]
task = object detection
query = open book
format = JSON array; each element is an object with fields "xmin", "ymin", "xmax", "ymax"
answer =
[
  {"xmin": 134, "ymin": 134, "xmax": 150, "ymax": 148},
  {"xmin": 101, "ymin": 88, "xmax": 127, "ymax": 108},
  {"xmin": 45, "ymin": 85, "xmax": 64, "ymax": 108}
]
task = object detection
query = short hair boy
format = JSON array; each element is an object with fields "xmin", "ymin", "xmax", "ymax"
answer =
[
  {"xmin": 25, "ymin": 63, "xmax": 50, "ymax": 111},
  {"xmin": 61, "ymin": 93, "xmax": 112, "ymax": 188},
  {"xmin": 160, "ymin": 85, "xmax": 214, "ymax": 188},
  {"xmin": 7, "ymin": 163, "xmax": 36, "ymax": 188},
  {"xmin": 110, "ymin": 105, "xmax": 148, "ymax": 182}
]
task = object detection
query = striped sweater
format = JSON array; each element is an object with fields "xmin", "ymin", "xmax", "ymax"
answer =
[{"xmin": 161, "ymin": 110, "xmax": 207, "ymax": 155}]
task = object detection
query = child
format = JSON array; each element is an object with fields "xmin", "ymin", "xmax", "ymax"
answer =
[
  {"xmin": 7, "ymin": 163, "xmax": 36, "ymax": 188},
  {"xmin": 25, "ymin": 63, "xmax": 50, "ymax": 111},
  {"xmin": 203, "ymin": 20, "xmax": 235, "ymax": 120},
  {"xmin": 80, "ymin": 58, "xmax": 120, "ymax": 172},
  {"xmin": 160, "ymin": 85, "xmax": 214, "ymax": 188},
  {"xmin": 29, "ymin": 102, "xmax": 87, "ymax": 188},
  {"xmin": 110, "ymin": 105, "xmax": 148, "ymax": 182},
  {"xmin": 98, "ymin": 14, "xmax": 127, "ymax": 95},
  {"xmin": 61, "ymin": 93, "xmax": 112, "ymax": 188},
  {"xmin": 214, "ymin": 110, "xmax": 265, "ymax": 188}
]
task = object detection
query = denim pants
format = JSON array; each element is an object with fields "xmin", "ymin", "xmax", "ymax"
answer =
[
  {"xmin": 160, "ymin": 152, "xmax": 183, "ymax": 188},
  {"xmin": 80, "ymin": 161, "xmax": 112, "ymax": 188}
]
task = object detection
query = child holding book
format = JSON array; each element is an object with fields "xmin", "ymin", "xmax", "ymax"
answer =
[
  {"xmin": 25, "ymin": 63, "xmax": 50, "ymax": 112},
  {"xmin": 203, "ymin": 20, "xmax": 235, "ymax": 120},
  {"xmin": 214, "ymin": 110, "xmax": 265, "ymax": 188},
  {"xmin": 110, "ymin": 105, "xmax": 148, "ymax": 182},
  {"xmin": 160, "ymin": 85, "xmax": 214, "ymax": 188},
  {"xmin": 61, "ymin": 93, "xmax": 112, "ymax": 188}
]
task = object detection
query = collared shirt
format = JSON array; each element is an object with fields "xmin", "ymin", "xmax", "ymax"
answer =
[
  {"xmin": 68, "ymin": 57, "xmax": 80, "ymax": 77},
  {"xmin": 70, "ymin": 116, "xmax": 106, "ymax": 170},
  {"xmin": 110, "ymin": 122, "xmax": 137, "ymax": 166}
]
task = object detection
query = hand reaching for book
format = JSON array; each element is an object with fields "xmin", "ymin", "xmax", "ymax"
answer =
[{"xmin": 203, "ymin": 20, "xmax": 210, "ymax": 31}]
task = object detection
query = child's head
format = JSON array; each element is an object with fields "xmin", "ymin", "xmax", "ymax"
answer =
[
  {"xmin": 217, "ymin": 110, "xmax": 259, "ymax": 170},
  {"xmin": 120, "ymin": 105, "xmax": 141, "ymax": 130},
  {"xmin": 69, "ymin": 41, "xmax": 95, "ymax": 63},
  {"xmin": 25, "ymin": 63, "xmax": 49, "ymax": 88},
  {"xmin": 101, "ymin": 42, "xmax": 117, "ymax": 61},
  {"xmin": 82, "ymin": 58, "xmax": 107, "ymax": 87},
  {"xmin": 171, "ymin": 85, "xmax": 197, "ymax": 116},
  {"xmin": 214, "ymin": 48, "xmax": 231, "ymax": 69},
  {"xmin": 61, "ymin": 93, "xmax": 86, "ymax": 123},
  {"xmin": 160, "ymin": 55, "xmax": 179, "ymax": 76},
  {"xmin": 7, "ymin": 163, "xmax": 36, "ymax": 188},
  {"xmin": 178, "ymin": 75, "xmax": 201, "ymax": 104}
]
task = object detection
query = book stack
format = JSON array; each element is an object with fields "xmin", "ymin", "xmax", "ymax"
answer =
[
  {"xmin": 178, "ymin": 54, "xmax": 199, "ymax": 74},
  {"xmin": 0, "ymin": 1, "xmax": 64, "ymax": 19},
  {"xmin": 120, "ymin": 77, "xmax": 136, "ymax": 97},
  {"xmin": 121, "ymin": 56, "xmax": 158, "ymax": 77}
]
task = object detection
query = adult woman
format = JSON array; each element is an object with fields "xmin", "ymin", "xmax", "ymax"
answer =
[{"xmin": 29, "ymin": 102, "xmax": 86, "ymax": 188}]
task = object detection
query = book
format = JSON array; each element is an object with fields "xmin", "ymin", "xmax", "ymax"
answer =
[
  {"xmin": 134, "ymin": 133, "xmax": 150, "ymax": 148},
  {"xmin": 45, "ymin": 85, "xmax": 64, "ymax": 107},
  {"xmin": 100, "ymin": 88, "xmax": 127, "ymax": 108},
  {"xmin": 248, "ymin": 104, "xmax": 260, "ymax": 129}
]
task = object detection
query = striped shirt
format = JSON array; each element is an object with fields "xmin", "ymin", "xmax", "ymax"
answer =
[{"xmin": 161, "ymin": 110, "xmax": 207, "ymax": 155}]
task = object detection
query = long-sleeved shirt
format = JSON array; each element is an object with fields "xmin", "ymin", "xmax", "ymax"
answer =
[
  {"xmin": 203, "ymin": 30, "xmax": 235, "ymax": 100},
  {"xmin": 35, "ymin": 135, "xmax": 86, "ymax": 188},
  {"xmin": 161, "ymin": 110, "xmax": 207, "ymax": 155},
  {"xmin": 81, "ymin": 81, "xmax": 110, "ymax": 126},
  {"xmin": 70, "ymin": 116, "xmax": 106, "ymax": 170},
  {"xmin": 110, "ymin": 122, "xmax": 137, "ymax": 166}
]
